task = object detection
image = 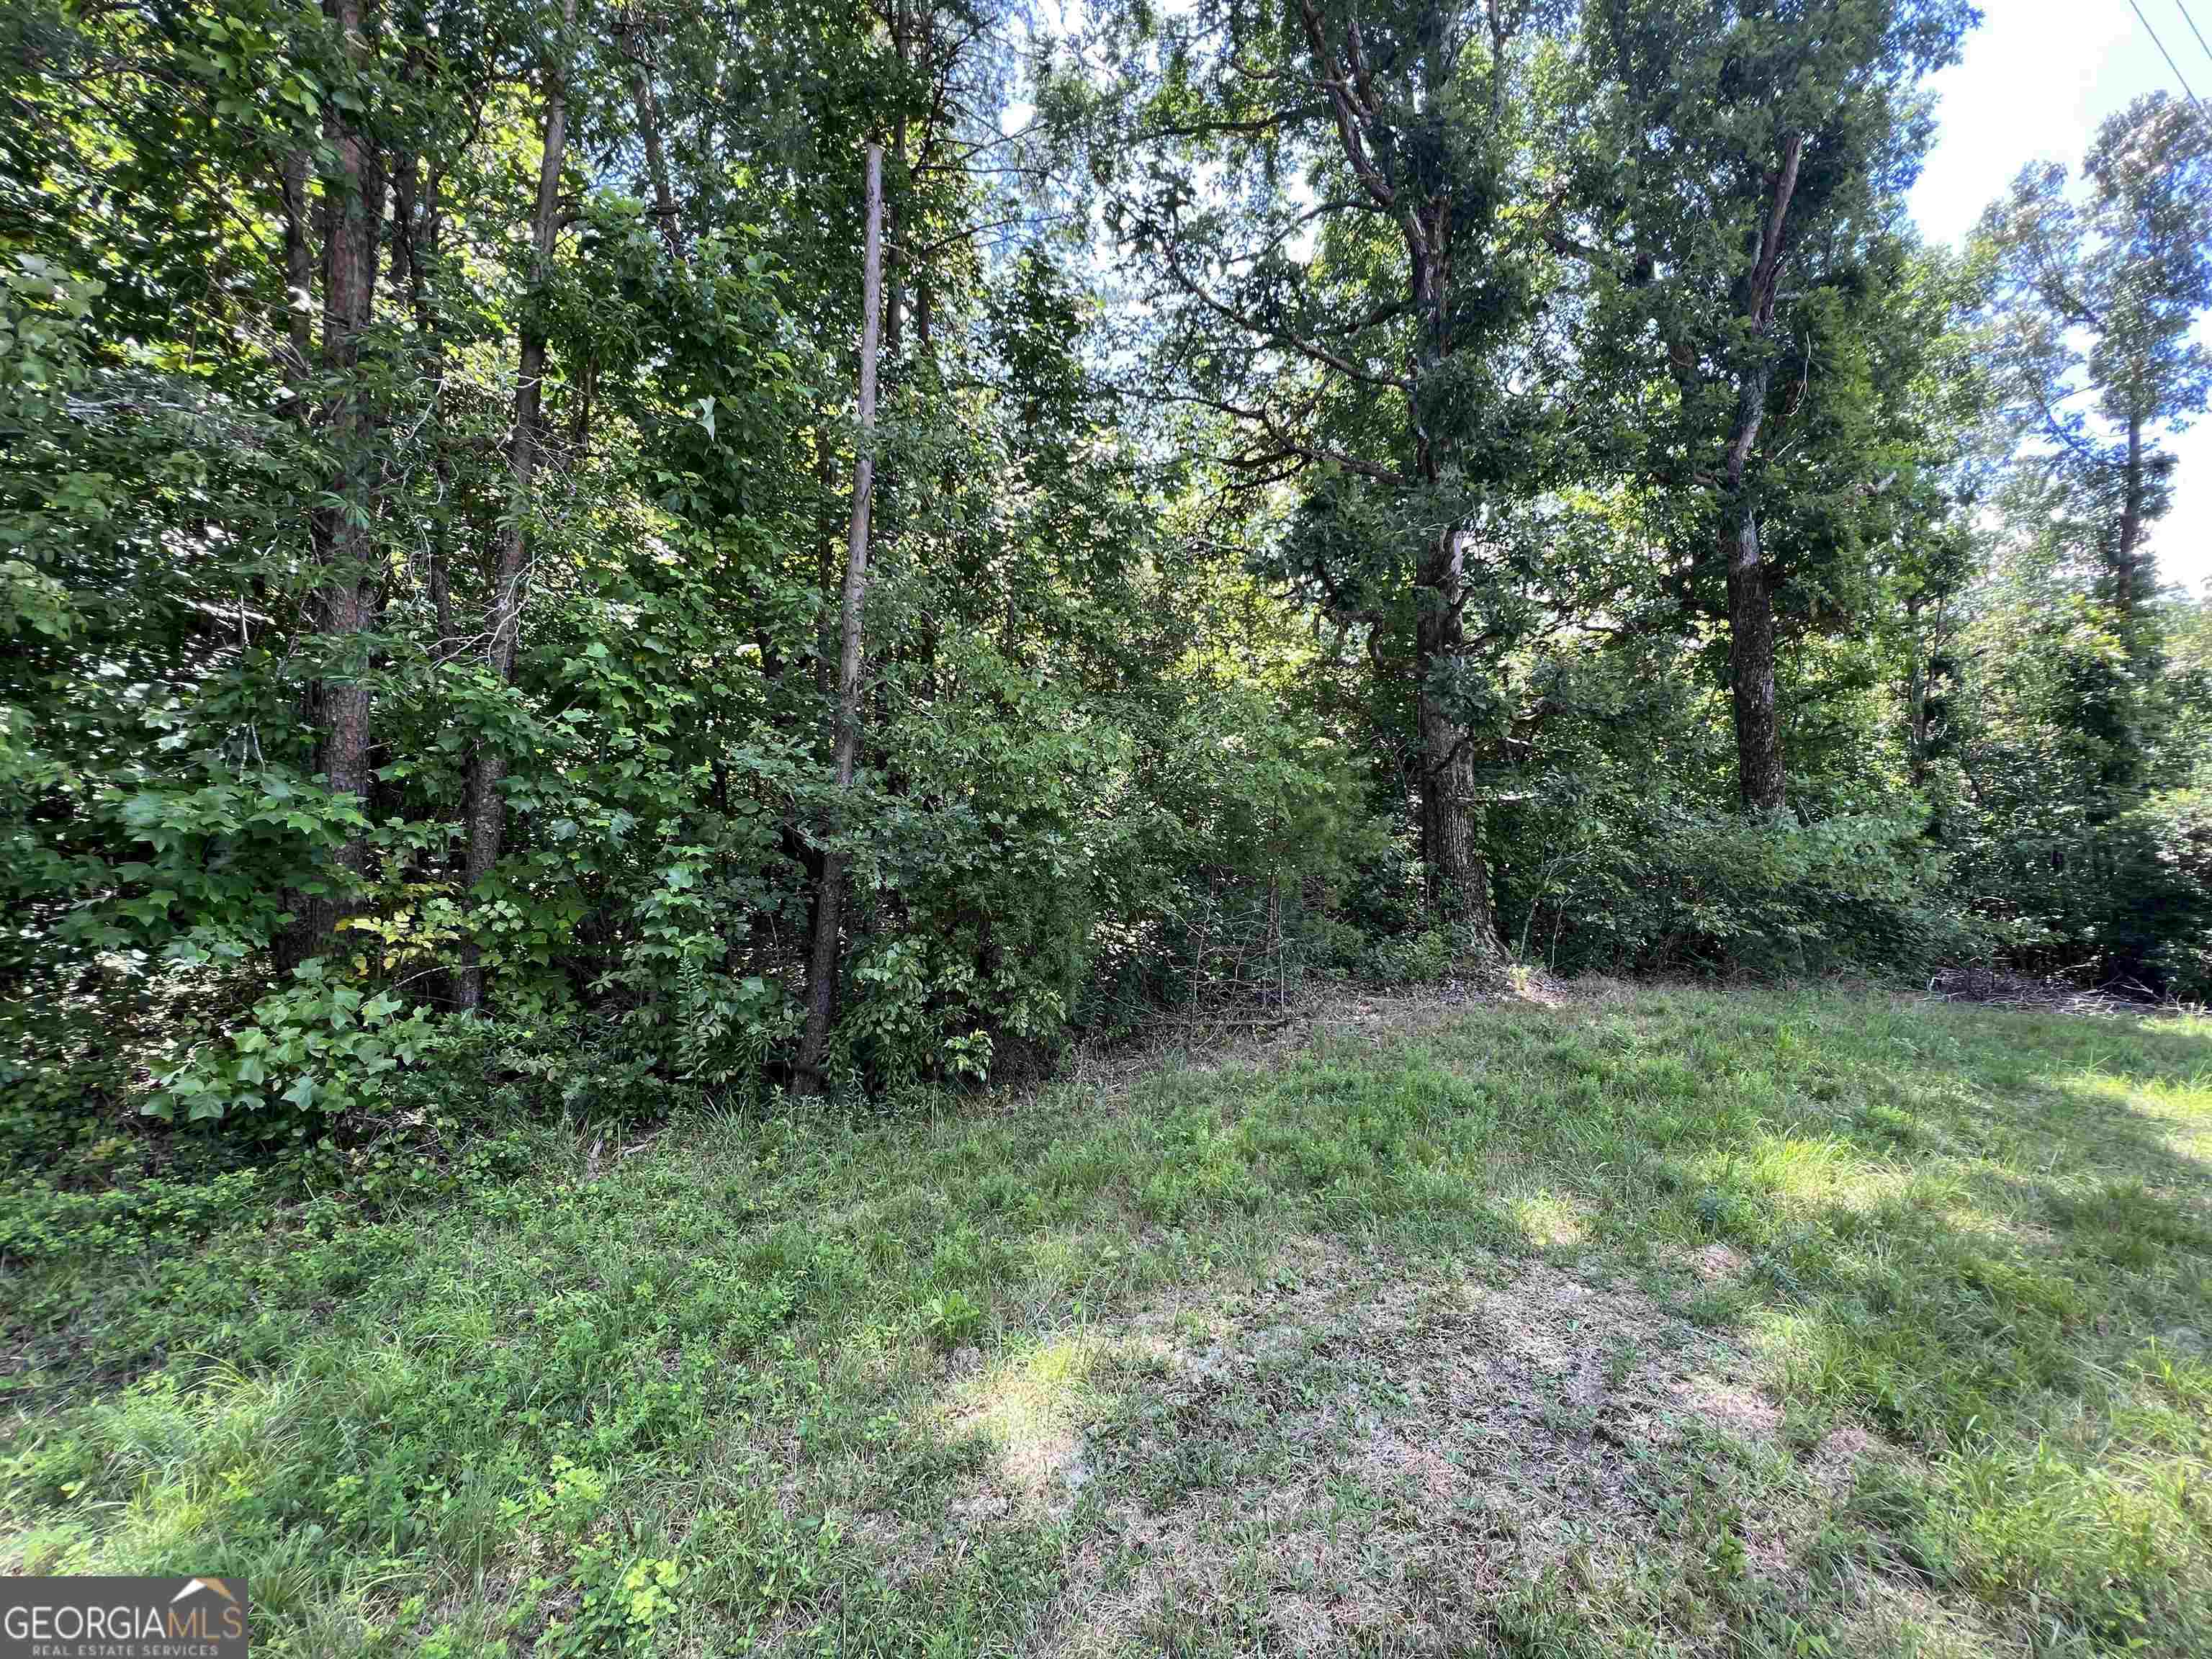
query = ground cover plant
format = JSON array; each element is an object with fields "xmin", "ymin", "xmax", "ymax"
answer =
[{"xmin": 5, "ymin": 981, "xmax": 2208, "ymax": 1657}]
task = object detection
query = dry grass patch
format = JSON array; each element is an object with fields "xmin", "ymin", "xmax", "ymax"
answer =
[{"xmin": 868, "ymin": 1236, "xmax": 1931, "ymax": 1656}]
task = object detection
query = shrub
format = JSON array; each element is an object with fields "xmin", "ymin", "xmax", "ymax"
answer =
[
  {"xmin": 1499, "ymin": 794, "xmax": 1984, "ymax": 979},
  {"xmin": 2103, "ymin": 788, "xmax": 2212, "ymax": 1000},
  {"xmin": 147, "ymin": 960, "xmax": 436, "ymax": 1130}
]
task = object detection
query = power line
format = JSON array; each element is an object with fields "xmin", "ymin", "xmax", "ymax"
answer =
[
  {"xmin": 2175, "ymin": 0, "xmax": 2212, "ymax": 75},
  {"xmin": 2127, "ymin": 0, "xmax": 2212, "ymax": 128}
]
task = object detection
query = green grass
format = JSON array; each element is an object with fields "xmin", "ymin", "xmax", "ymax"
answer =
[{"xmin": 4, "ymin": 981, "xmax": 2211, "ymax": 1656}]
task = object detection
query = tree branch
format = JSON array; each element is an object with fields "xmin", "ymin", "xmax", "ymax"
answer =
[{"xmin": 1152, "ymin": 233, "xmax": 1413, "ymax": 391}]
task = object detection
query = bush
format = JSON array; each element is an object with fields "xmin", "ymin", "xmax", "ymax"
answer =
[
  {"xmin": 1082, "ymin": 677, "xmax": 1393, "ymax": 1023},
  {"xmin": 2103, "ymin": 788, "xmax": 2212, "ymax": 1000},
  {"xmin": 148, "ymin": 960, "xmax": 436, "ymax": 1130},
  {"xmin": 1499, "ymin": 793, "xmax": 1984, "ymax": 979}
]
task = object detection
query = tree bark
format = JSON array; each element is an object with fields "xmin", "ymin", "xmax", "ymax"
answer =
[
  {"xmin": 283, "ymin": 0, "xmax": 383, "ymax": 967},
  {"xmin": 453, "ymin": 0, "xmax": 577, "ymax": 1012},
  {"xmin": 883, "ymin": 0, "xmax": 909, "ymax": 363},
  {"xmin": 279, "ymin": 148, "xmax": 314, "ymax": 384},
  {"xmin": 1725, "ymin": 490, "xmax": 1786, "ymax": 816},
  {"xmin": 796, "ymin": 143, "xmax": 885, "ymax": 1094},
  {"xmin": 1718, "ymin": 134, "xmax": 1802, "ymax": 817},
  {"xmin": 1416, "ymin": 531, "xmax": 1493, "ymax": 936}
]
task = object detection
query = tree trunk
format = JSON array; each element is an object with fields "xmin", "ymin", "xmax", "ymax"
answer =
[
  {"xmin": 279, "ymin": 148, "xmax": 314, "ymax": 382},
  {"xmin": 910, "ymin": 2, "xmax": 934, "ymax": 355},
  {"xmin": 390, "ymin": 130, "xmax": 460, "ymax": 657},
  {"xmin": 1719, "ymin": 317, "xmax": 1786, "ymax": 815},
  {"xmin": 620, "ymin": 22, "xmax": 687, "ymax": 266},
  {"xmin": 1415, "ymin": 678, "xmax": 1483, "ymax": 922},
  {"xmin": 1725, "ymin": 497, "xmax": 1786, "ymax": 816},
  {"xmin": 2113, "ymin": 408, "xmax": 2155, "ymax": 676},
  {"xmin": 1285, "ymin": 1, "xmax": 1500, "ymax": 948},
  {"xmin": 1415, "ymin": 531, "xmax": 1495, "ymax": 941},
  {"xmin": 883, "ymin": 0, "xmax": 908, "ymax": 364},
  {"xmin": 1904, "ymin": 594, "xmax": 1930, "ymax": 790},
  {"xmin": 1721, "ymin": 364, "xmax": 1784, "ymax": 815},
  {"xmin": 796, "ymin": 143, "xmax": 885, "ymax": 1095},
  {"xmin": 453, "ymin": 0, "xmax": 576, "ymax": 1012},
  {"xmin": 284, "ymin": 0, "xmax": 383, "ymax": 967},
  {"xmin": 2118, "ymin": 412, "xmax": 2144, "ymax": 610},
  {"xmin": 1718, "ymin": 136, "xmax": 1802, "ymax": 817}
]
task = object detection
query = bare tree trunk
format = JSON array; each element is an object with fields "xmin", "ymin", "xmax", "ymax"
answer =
[
  {"xmin": 1725, "ymin": 491, "xmax": 1786, "ymax": 816},
  {"xmin": 1720, "ymin": 351, "xmax": 1784, "ymax": 817},
  {"xmin": 1721, "ymin": 359, "xmax": 1785, "ymax": 815},
  {"xmin": 796, "ymin": 143, "xmax": 885, "ymax": 1094},
  {"xmin": 454, "ymin": 0, "xmax": 577, "ymax": 1012}
]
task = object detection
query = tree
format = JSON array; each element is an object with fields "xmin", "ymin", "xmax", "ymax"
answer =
[
  {"xmin": 796, "ymin": 143, "xmax": 886, "ymax": 1093},
  {"xmin": 1979, "ymin": 91, "xmax": 2212, "ymax": 681},
  {"xmin": 1068, "ymin": 0, "xmax": 1574, "ymax": 940},
  {"xmin": 1935, "ymin": 92, "xmax": 2212, "ymax": 991},
  {"xmin": 455, "ymin": 0, "xmax": 583, "ymax": 1010},
  {"xmin": 274, "ymin": 0, "xmax": 388, "ymax": 962},
  {"xmin": 1552, "ymin": 0, "xmax": 1972, "ymax": 814}
]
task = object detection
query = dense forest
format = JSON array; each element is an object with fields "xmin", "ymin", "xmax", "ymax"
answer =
[{"xmin": 2, "ymin": 0, "xmax": 2208, "ymax": 1135}]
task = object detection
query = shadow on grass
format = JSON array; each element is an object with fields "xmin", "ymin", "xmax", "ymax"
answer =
[
  {"xmin": 1506, "ymin": 994, "xmax": 2212, "ymax": 1656},
  {"xmin": 6, "ymin": 986, "xmax": 2210, "ymax": 1655}
]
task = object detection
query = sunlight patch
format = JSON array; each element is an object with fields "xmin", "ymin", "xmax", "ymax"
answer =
[
  {"xmin": 943, "ymin": 1334, "xmax": 1101, "ymax": 1522},
  {"xmin": 1506, "ymin": 1187, "xmax": 1588, "ymax": 1247}
]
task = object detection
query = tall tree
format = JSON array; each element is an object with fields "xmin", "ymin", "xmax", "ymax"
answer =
[
  {"xmin": 286, "ymin": 0, "xmax": 388, "ymax": 961},
  {"xmin": 614, "ymin": 4, "xmax": 688, "ymax": 264},
  {"xmin": 796, "ymin": 142, "xmax": 886, "ymax": 1092},
  {"xmin": 1554, "ymin": 0, "xmax": 1972, "ymax": 814},
  {"xmin": 1980, "ymin": 91, "xmax": 2212, "ymax": 674},
  {"xmin": 1072, "ymin": 0, "xmax": 1570, "ymax": 939},
  {"xmin": 454, "ymin": 0, "xmax": 582, "ymax": 1010}
]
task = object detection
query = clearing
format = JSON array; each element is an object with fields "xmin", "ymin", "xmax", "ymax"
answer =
[{"xmin": 4, "ymin": 981, "xmax": 2210, "ymax": 1657}]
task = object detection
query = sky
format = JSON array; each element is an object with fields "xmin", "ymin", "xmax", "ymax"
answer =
[{"xmin": 1908, "ymin": 0, "xmax": 2212, "ymax": 592}]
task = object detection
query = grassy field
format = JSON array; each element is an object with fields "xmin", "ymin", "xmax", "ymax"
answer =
[{"xmin": 4, "ymin": 981, "xmax": 2210, "ymax": 1657}]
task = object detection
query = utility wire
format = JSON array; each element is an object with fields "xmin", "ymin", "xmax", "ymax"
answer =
[
  {"xmin": 2128, "ymin": 0, "xmax": 2212, "ymax": 130},
  {"xmin": 2175, "ymin": 0, "xmax": 2212, "ymax": 74}
]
